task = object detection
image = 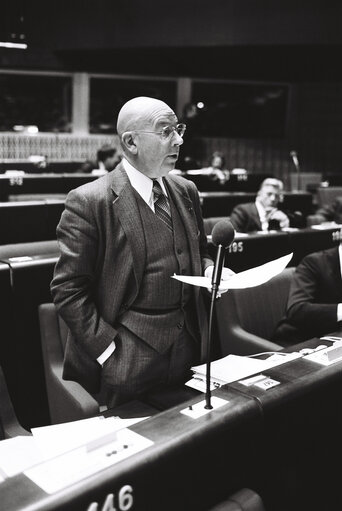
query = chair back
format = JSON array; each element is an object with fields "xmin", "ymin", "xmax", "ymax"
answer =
[
  {"xmin": 0, "ymin": 364, "xmax": 29, "ymax": 439},
  {"xmin": 38, "ymin": 303, "xmax": 101, "ymax": 424},
  {"xmin": 208, "ymin": 488, "xmax": 265, "ymax": 511},
  {"xmin": 216, "ymin": 267, "xmax": 295, "ymax": 356}
]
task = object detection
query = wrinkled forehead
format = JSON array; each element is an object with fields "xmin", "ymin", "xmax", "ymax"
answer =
[{"xmin": 145, "ymin": 108, "xmax": 178, "ymax": 130}]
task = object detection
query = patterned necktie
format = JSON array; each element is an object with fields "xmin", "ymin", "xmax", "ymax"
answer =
[{"xmin": 152, "ymin": 179, "xmax": 173, "ymax": 232}]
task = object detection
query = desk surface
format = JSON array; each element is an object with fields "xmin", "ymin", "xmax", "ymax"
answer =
[{"xmin": 2, "ymin": 337, "xmax": 342, "ymax": 511}]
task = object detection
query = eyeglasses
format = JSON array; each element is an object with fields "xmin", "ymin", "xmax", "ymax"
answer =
[{"xmin": 134, "ymin": 123, "xmax": 186, "ymax": 140}]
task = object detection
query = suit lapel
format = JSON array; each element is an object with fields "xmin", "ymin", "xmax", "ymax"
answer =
[
  {"xmin": 110, "ymin": 164, "xmax": 146, "ymax": 289},
  {"xmin": 165, "ymin": 175, "xmax": 202, "ymax": 275}
]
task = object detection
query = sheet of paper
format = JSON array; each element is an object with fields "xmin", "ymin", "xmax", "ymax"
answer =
[
  {"xmin": 31, "ymin": 415, "xmax": 148, "ymax": 459},
  {"xmin": 0, "ymin": 436, "xmax": 47, "ymax": 478},
  {"xmin": 172, "ymin": 253, "xmax": 293, "ymax": 290},
  {"xmin": 189, "ymin": 351, "xmax": 302, "ymax": 386},
  {"xmin": 311, "ymin": 222, "xmax": 342, "ymax": 230},
  {"xmin": 25, "ymin": 428, "xmax": 153, "ymax": 494}
]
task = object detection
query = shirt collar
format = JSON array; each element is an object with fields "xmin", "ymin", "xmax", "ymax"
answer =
[{"xmin": 122, "ymin": 158, "xmax": 168, "ymax": 206}]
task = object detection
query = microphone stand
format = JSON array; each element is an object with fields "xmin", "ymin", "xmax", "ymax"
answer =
[
  {"xmin": 205, "ymin": 244, "xmax": 225, "ymax": 409},
  {"xmin": 290, "ymin": 151, "xmax": 301, "ymax": 191}
]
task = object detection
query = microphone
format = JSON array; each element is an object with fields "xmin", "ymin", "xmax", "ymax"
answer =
[
  {"xmin": 205, "ymin": 219, "xmax": 235, "ymax": 409},
  {"xmin": 211, "ymin": 219, "xmax": 235, "ymax": 293},
  {"xmin": 290, "ymin": 150, "xmax": 301, "ymax": 191},
  {"xmin": 290, "ymin": 150, "xmax": 300, "ymax": 171}
]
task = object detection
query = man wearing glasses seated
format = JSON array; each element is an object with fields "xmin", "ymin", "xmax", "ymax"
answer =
[{"xmin": 51, "ymin": 96, "xmax": 232, "ymax": 408}]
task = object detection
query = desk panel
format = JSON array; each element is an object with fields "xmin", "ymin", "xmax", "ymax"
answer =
[
  {"xmin": 0, "ymin": 201, "xmax": 49, "ymax": 244},
  {"xmin": 228, "ymin": 337, "xmax": 342, "ymax": 511},
  {"xmin": 0, "ymin": 389, "xmax": 262, "ymax": 511},
  {"xmin": 0, "ymin": 174, "xmax": 97, "ymax": 201},
  {"xmin": 288, "ymin": 226, "xmax": 342, "ymax": 265},
  {"xmin": 208, "ymin": 227, "xmax": 341, "ymax": 273}
]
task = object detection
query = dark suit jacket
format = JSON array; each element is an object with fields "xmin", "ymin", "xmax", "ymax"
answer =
[
  {"xmin": 273, "ymin": 247, "xmax": 342, "ymax": 344},
  {"xmin": 316, "ymin": 197, "xmax": 342, "ymax": 224},
  {"xmin": 229, "ymin": 202, "xmax": 262, "ymax": 232},
  {"xmin": 51, "ymin": 163, "xmax": 213, "ymax": 393}
]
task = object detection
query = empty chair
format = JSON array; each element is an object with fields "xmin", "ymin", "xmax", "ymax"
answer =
[
  {"xmin": 38, "ymin": 303, "xmax": 104, "ymax": 424},
  {"xmin": 215, "ymin": 267, "xmax": 295, "ymax": 356},
  {"xmin": 208, "ymin": 488, "xmax": 266, "ymax": 511},
  {"xmin": 0, "ymin": 365, "xmax": 30, "ymax": 439}
]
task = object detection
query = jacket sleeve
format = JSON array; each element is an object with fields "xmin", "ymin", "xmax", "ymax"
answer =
[
  {"xmin": 230, "ymin": 205, "xmax": 247, "ymax": 233},
  {"xmin": 316, "ymin": 200, "xmax": 339, "ymax": 222},
  {"xmin": 286, "ymin": 255, "xmax": 338, "ymax": 333},
  {"xmin": 50, "ymin": 188, "xmax": 117, "ymax": 361}
]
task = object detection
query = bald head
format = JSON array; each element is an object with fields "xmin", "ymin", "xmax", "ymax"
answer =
[{"xmin": 117, "ymin": 96, "xmax": 175, "ymax": 137}]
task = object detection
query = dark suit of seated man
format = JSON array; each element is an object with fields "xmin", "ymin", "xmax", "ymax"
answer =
[
  {"xmin": 230, "ymin": 178, "xmax": 290, "ymax": 233},
  {"xmin": 273, "ymin": 245, "xmax": 342, "ymax": 345},
  {"xmin": 315, "ymin": 197, "xmax": 342, "ymax": 224}
]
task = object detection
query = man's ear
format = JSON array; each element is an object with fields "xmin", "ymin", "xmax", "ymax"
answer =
[{"xmin": 121, "ymin": 132, "xmax": 138, "ymax": 155}]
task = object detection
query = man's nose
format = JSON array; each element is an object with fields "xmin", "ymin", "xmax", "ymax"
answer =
[{"xmin": 172, "ymin": 131, "xmax": 184, "ymax": 146}]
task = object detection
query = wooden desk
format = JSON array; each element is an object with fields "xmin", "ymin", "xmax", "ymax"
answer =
[{"xmin": 2, "ymin": 337, "xmax": 342, "ymax": 510}]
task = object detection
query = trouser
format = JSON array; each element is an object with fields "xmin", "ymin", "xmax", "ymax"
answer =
[{"xmin": 101, "ymin": 323, "xmax": 199, "ymax": 409}]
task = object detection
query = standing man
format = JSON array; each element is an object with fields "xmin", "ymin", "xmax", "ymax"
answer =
[
  {"xmin": 230, "ymin": 178, "xmax": 290, "ymax": 232},
  {"xmin": 51, "ymin": 96, "xmax": 229, "ymax": 408}
]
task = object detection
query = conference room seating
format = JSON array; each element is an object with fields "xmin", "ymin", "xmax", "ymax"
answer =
[
  {"xmin": 0, "ymin": 365, "xmax": 29, "ymax": 439},
  {"xmin": 208, "ymin": 488, "xmax": 265, "ymax": 511},
  {"xmin": 38, "ymin": 303, "xmax": 105, "ymax": 424},
  {"xmin": 215, "ymin": 267, "xmax": 295, "ymax": 356}
]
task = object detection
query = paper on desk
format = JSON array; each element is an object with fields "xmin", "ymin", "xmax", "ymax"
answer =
[
  {"xmin": 311, "ymin": 222, "xmax": 342, "ymax": 230},
  {"xmin": 172, "ymin": 252, "xmax": 293, "ymax": 290},
  {"xmin": 25, "ymin": 428, "xmax": 153, "ymax": 494},
  {"xmin": 186, "ymin": 352, "xmax": 302, "ymax": 392},
  {"xmin": 31, "ymin": 415, "xmax": 148, "ymax": 459},
  {"xmin": 0, "ymin": 436, "xmax": 47, "ymax": 478}
]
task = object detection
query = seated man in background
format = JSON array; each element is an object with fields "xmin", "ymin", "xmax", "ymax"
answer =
[
  {"xmin": 314, "ymin": 196, "xmax": 342, "ymax": 224},
  {"xmin": 273, "ymin": 245, "xmax": 342, "ymax": 345},
  {"xmin": 186, "ymin": 151, "xmax": 229, "ymax": 185},
  {"xmin": 230, "ymin": 178, "xmax": 290, "ymax": 233},
  {"xmin": 93, "ymin": 144, "xmax": 120, "ymax": 174}
]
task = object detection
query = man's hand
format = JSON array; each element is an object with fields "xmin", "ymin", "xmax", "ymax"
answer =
[
  {"xmin": 204, "ymin": 265, "xmax": 236, "ymax": 296},
  {"xmin": 269, "ymin": 209, "xmax": 290, "ymax": 229}
]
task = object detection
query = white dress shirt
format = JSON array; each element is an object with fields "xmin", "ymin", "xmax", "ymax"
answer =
[{"xmin": 255, "ymin": 199, "xmax": 270, "ymax": 231}]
